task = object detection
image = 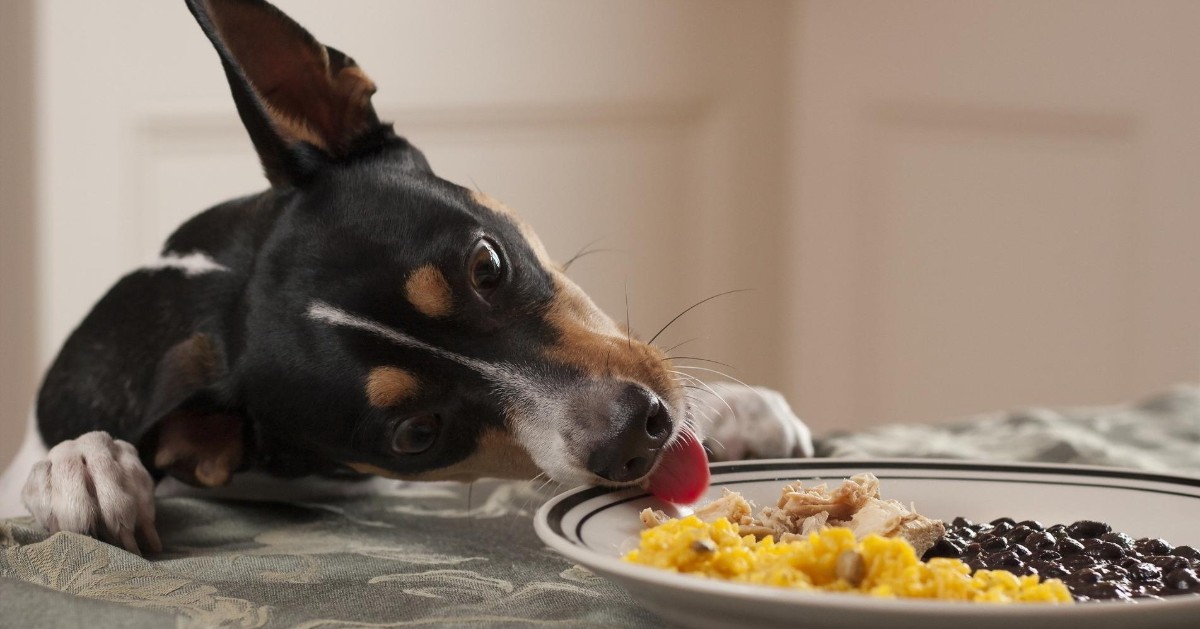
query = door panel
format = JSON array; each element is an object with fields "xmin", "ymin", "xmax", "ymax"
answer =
[{"xmin": 788, "ymin": 0, "xmax": 1200, "ymax": 429}]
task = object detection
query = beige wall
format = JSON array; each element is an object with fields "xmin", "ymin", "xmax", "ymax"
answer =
[
  {"xmin": 784, "ymin": 0, "xmax": 1200, "ymax": 430},
  {"xmin": 0, "ymin": 0, "xmax": 38, "ymax": 470}
]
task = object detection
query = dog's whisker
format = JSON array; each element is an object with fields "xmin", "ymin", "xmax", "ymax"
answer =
[
  {"xmin": 662, "ymin": 337, "xmax": 701, "ymax": 355},
  {"xmin": 670, "ymin": 370, "xmax": 735, "ymax": 415},
  {"xmin": 561, "ymin": 235, "xmax": 615, "ymax": 272},
  {"xmin": 662, "ymin": 356, "xmax": 739, "ymax": 371},
  {"xmin": 686, "ymin": 399, "xmax": 718, "ymax": 425},
  {"xmin": 515, "ymin": 473, "xmax": 554, "ymax": 514},
  {"xmin": 673, "ymin": 365, "xmax": 759, "ymax": 392},
  {"xmin": 648, "ymin": 289, "xmax": 751, "ymax": 345},
  {"xmin": 561, "ymin": 247, "xmax": 618, "ymax": 272}
]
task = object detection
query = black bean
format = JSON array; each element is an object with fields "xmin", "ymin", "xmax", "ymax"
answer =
[
  {"xmin": 1164, "ymin": 568, "xmax": 1200, "ymax": 592},
  {"xmin": 1063, "ymin": 554, "xmax": 1098, "ymax": 570},
  {"xmin": 1057, "ymin": 538, "xmax": 1086, "ymax": 555},
  {"xmin": 1008, "ymin": 525, "xmax": 1034, "ymax": 541},
  {"xmin": 1147, "ymin": 555, "xmax": 1191, "ymax": 572},
  {"xmin": 1024, "ymin": 531, "xmax": 1057, "ymax": 549},
  {"xmin": 1098, "ymin": 565, "xmax": 1130, "ymax": 581},
  {"xmin": 1099, "ymin": 531, "xmax": 1134, "ymax": 549},
  {"xmin": 986, "ymin": 550, "xmax": 1022, "ymax": 568},
  {"xmin": 1046, "ymin": 524, "xmax": 1069, "ymax": 537},
  {"xmin": 924, "ymin": 537, "xmax": 965, "ymax": 560},
  {"xmin": 938, "ymin": 516, "xmax": 1198, "ymax": 601},
  {"xmin": 1031, "ymin": 560, "xmax": 1070, "ymax": 579},
  {"xmin": 1071, "ymin": 567, "xmax": 1104, "ymax": 584},
  {"xmin": 1072, "ymin": 582, "xmax": 1132, "ymax": 600},
  {"xmin": 1068, "ymin": 520, "xmax": 1111, "ymax": 539},
  {"xmin": 1085, "ymin": 541, "xmax": 1126, "ymax": 560},
  {"xmin": 980, "ymin": 536, "xmax": 1008, "ymax": 551},
  {"xmin": 1135, "ymin": 538, "xmax": 1173, "ymax": 555},
  {"xmin": 1126, "ymin": 561, "xmax": 1162, "ymax": 582},
  {"xmin": 1171, "ymin": 545, "xmax": 1200, "ymax": 561},
  {"xmin": 1038, "ymin": 549, "xmax": 1062, "ymax": 561}
]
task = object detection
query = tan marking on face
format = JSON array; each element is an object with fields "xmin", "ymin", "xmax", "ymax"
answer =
[
  {"xmin": 405, "ymin": 265, "xmax": 453, "ymax": 318},
  {"xmin": 365, "ymin": 366, "xmax": 420, "ymax": 408},
  {"xmin": 344, "ymin": 430, "xmax": 539, "ymax": 482},
  {"xmin": 345, "ymin": 461, "xmax": 405, "ymax": 478},
  {"xmin": 470, "ymin": 190, "xmax": 554, "ymax": 264},
  {"xmin": 473, "ymin": 189, "xmax": 681, "ymax": 418},
  {"xmin": 543, "ymin": 272, "xmax": 679, "ymax": 407}
]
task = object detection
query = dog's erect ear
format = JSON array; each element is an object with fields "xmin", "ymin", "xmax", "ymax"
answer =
[
  {"xmin": 138, "ymin": 333, "xmax": 245, "ymax": 487},
  {"xmin": 185, "ymin": 0, "xmax": 391, "ymax": 186}
]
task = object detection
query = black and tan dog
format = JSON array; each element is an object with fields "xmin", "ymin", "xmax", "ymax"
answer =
[{"xmin": 15, "ymin": 0, "xmax": 812, "ymax": 554}]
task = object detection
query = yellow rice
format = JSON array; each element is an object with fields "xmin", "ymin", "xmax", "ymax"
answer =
[{"xmin": 625, "ymin": 515, "xmax": 1073, "ymax": 603}]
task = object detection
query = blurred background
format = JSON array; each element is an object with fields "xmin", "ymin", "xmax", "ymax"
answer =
[{"xmin": 2, "ymin": 0, "xmax": 1199, "ymax": 474}]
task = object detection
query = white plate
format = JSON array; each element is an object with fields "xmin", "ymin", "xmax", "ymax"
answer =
[{"xmin": 535, "ymin": 459, "xmax": 1200, "ymax": 629}]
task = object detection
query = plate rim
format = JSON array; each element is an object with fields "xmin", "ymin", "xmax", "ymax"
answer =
[{"xmin": 534, "ymin": 458, "xmax": 1200, "ymax": 617}]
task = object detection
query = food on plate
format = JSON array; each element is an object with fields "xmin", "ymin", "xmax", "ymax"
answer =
[
  {"xmin": 928, "ymin": 516, "xmax": 1200, "ymax": 601},
  {"xmin": 628, "ymin": 473, "xmax": 1070, "ymax": 603},
  {"xmin": 625, "ymin": 516, "xmax": 1072, "ymax": 603},
  {"xmin": 640, "ymin": 473, "xmax": 946, "ymax": 555},
  {"xmin": 630, "ymin": 473, "xmax": 1200, "ymax": 603}
]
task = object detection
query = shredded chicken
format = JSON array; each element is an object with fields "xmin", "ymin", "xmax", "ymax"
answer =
[
  {"xmin": 692, "ymin": 489, "xmax": 754, "ymax": 526},
  {"xmin": 640, "ymin": 507, "xmax": 670, "ymax": 528},
  {"xmin": 642, "ymin": 473, "xmax": 946, "ymax": 556}
]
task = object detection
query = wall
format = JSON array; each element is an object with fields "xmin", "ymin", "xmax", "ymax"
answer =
[{"xmin": 0, "ymin": 0, "xmax": 38, "ymax": 471}]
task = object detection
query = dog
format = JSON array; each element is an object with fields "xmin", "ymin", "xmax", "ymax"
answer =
[{"xmin": 13, "ymin": 0, "xmax": 812, "ymax": 555}]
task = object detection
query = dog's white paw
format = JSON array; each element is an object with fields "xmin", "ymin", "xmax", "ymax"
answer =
[
  {"xmin": 692, "ymin": 382, "xmax": 814, "ymax": 461},
  {"xmin": 21, "ymin": 430, "xmax": 161, "ymax": 555}
]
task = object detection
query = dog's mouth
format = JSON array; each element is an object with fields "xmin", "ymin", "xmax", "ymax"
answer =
[{"xmin": 639, "ymin": 427, "xmax": 710, "ymax": 504}]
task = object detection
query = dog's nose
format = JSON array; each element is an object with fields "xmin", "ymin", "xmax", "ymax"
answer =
[{"xmin": 585, "ymin": 384, "xmax": 672, "ymax": 483}]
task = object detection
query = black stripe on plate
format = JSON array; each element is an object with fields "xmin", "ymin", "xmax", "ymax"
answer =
[{"xmin": 544, "ymin": 460, "xmax": 1200, "ymax": 540}]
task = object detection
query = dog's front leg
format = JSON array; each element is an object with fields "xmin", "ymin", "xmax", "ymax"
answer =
[
  {"xmin": 696, "ymin": 382, "xmax": 814, "ymax": 461},
  {"xmin": 21, "ymin": 431, "xmax": 160, "ymax": 555}
]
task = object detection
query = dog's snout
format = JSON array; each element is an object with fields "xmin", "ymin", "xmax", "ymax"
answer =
[{"xmin": 586, "ymin": 384, "xmax": 671, "ymax": 483}]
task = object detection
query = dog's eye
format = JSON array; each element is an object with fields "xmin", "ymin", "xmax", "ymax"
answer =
[
  {"xmin": 392, "ymin": 414, "xmax": 439, "ymax": 454},
  {"xmin": 468, "ymin": 238, "xmax": 505, "ymax": 297}
]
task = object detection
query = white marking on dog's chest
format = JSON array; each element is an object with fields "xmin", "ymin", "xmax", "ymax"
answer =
[{"xmin": 142, "ymin": 251, "xmax": 229, "ymax": 276}]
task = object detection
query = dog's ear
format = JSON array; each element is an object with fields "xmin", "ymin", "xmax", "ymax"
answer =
[
  {"xmin": 137, "ymin": 333, "xmax": 245, "ymax": 487},
  {"xmin": 185, "ymin": 0, "xmax": 394, "ymax": 186}
]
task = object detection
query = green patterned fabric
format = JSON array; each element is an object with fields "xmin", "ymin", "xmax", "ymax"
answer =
[{"xmin": 1, "ymin": 481, "xmax": 658, "ymax": 628}]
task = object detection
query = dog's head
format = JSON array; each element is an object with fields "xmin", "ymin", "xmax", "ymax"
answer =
[{"xmin": 177, "ymin": 0, "xmax": 708, "ymax": 500}]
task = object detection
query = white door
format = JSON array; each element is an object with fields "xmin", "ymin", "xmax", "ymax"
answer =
[
  {"xmin": 35, "ymin": 0, "xmax": 792, "ymax": 414},
  {"xmin": 786, "ymin": 0, "xmax": 1200, "ymax": 430}
]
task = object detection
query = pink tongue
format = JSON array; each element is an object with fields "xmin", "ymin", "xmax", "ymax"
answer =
[{"xmin": 645, "ymin": 430, "xmax": 710, "ymax": 504}]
